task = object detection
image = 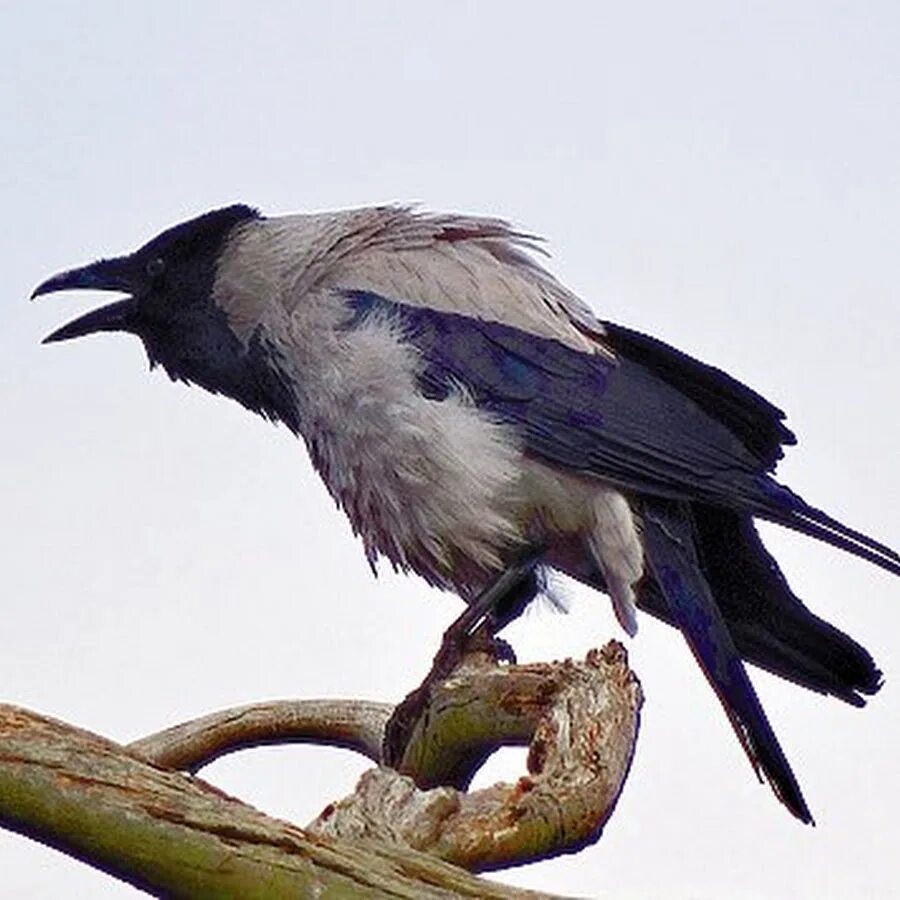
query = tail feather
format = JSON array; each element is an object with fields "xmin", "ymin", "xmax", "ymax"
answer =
[
  {"xmin": 577, "ymin": 496, "xmax": 883, "ymax": 821},
  {"xmin": 642, "ymin": 499, "xmax": 813, "ymax": 824},
  {"xmin": 637, "ymin": 576, "xmax": 882, "ymax": 707},
  {"xmin": 692, "ymin": 506, "xmax": 883, "ymax": 704},
  {"xmin": 733, "ymin": 622, "xmax": 876, "ymax": 707}
]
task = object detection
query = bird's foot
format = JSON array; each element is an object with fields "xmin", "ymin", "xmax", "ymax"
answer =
[
  {"xmin": 382, "ymin": 618, "xmax": 521, "ymax": 770},
  {"xmin": 382, "ymin": 550, "xmax": 543, "ymax": 770},
  {"xmin": 382, "ymin": 615, "xmax": 494, "ymax": 770},
  {"xmin": 489, "ymin": 632, "xmax": 517, "ymax": 664}
]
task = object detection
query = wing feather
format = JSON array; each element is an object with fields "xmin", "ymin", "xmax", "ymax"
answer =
[{"xmin": 344, "ymin": 291, "xmax": 774, "ymax": 509}]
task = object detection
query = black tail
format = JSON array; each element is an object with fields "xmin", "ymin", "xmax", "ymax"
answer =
[{"xmin": 642, "ymin": 499, "xmax": 814, "ymax": 823}]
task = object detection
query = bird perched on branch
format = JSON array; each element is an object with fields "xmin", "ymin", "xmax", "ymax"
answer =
[{"xmin": 34, "ymin": 204, "xmax": 898, "ymax": 823}]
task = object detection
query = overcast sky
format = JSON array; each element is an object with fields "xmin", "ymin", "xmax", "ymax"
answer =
[{"xmin": 2, "ymin": 2, "xmax": 898, "ymax": 897}]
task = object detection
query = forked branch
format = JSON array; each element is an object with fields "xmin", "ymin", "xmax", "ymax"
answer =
[{"xmin": 0, "ymin": 640, "xmax": 642, "ymax": 896}]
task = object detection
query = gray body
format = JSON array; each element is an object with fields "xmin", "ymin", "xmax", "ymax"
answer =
[{"xmin": 211, "ymin": 208, "xmax": 642, "ymax": 630}]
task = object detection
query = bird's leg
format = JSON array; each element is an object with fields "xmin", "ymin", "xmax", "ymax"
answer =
[
  {"xmin": 382, "ymin": 547, "xmax": 544, "ymax": 772},
  {"xmin": 439, "ymin": 556, "xmax": 543, "ymax": 667}
]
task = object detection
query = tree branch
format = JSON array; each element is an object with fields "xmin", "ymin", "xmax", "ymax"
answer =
[
  {"xmin": 129, "ymin": 699, "xmax": 391, "ymax": 772},
  {"xmin": 0, "ymin": 706, "xmax": 554, "ymax": 898},
  {"xmin": 311, "ymin": 643, "xmax": 643, "ymax": 871},
  {"xmin": 0, "ymin": 641, "xmax": 642, "ymax": 894}
]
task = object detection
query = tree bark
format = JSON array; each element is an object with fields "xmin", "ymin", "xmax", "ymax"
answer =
[
  {"xmin": 0, "ymin": 642, "xmax": 642, "ymax": 897},
  {"xmin": 0, "ymin": 706, "xmax": 552, "ymax": 898},
  {"xmin": 311, "ymin": 643, "xmax": 643, "ymax": 871}
]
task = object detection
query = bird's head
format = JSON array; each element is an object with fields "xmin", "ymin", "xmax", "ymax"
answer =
[{"xmin": 32, "ymin": 204, "xmax": 299, "ymax": 430}]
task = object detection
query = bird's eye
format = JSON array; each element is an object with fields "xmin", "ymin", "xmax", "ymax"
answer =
[{"xmin": 145, "ymin": 257, "xmax": 166, "ymax": 279}]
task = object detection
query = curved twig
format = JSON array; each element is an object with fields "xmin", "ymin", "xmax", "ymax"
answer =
[{"xmin": 129, "ymin": 699, "xmax": 392, "ymax": 772}]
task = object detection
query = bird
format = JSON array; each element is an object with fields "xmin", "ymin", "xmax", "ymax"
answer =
[{"xmin": 33, "ymin": 203, "xmax": 898, "ymax": 824}]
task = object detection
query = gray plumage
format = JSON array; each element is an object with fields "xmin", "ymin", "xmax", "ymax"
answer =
[{"xmin": 33, "ymin": 203, "xmax": 898, "ymax": 824}]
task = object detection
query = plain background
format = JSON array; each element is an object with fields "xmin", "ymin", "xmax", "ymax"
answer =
[{"xmin": 2, "ymin": 3, "xmax": 897, "ymax": 897}]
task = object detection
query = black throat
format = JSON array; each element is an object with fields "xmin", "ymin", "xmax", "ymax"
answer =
[{"xmin": 136, "ymin": 205, "xmax": 301, "ymax": 433}]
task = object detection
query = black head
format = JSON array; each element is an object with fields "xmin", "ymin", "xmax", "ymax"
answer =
[
  {"xmin": 34, "ymin": 203, "xmax": 258, "ymax": 347},
  {"xmin": 33, "ymin": 204, "xmax": 300, "ymax": 430}
]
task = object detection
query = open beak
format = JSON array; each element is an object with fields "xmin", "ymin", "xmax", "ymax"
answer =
[{"xmin": 32, "ymin": 256, "xmax": 139, "ymax": 344}]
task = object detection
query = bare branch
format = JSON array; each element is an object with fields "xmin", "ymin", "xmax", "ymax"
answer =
[
  {"xmin": 0, "ymin": 705, "xmax": 560, "ymax": 899},
  {"xmin": 129, "ymin": 699, "xmax": 392, "ymax": 771},
  {"xmin": 310, "ymin": 643, "xmax": 643, "ymax": 871},
  {"xmin": 0, "ymin": 640, "xmax": 641, "ymax": 892}
]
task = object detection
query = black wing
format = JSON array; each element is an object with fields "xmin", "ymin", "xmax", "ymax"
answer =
[{"xmin": 343, "ymin": 291, "xmax": 899, "ymax": 574}]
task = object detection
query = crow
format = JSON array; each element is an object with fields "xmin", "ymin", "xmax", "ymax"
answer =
[{"xmin": 34, "ymin": 204, "xmax": 898, "ymax": 822}]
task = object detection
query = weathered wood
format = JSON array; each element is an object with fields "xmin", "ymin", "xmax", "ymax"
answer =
[
  {"xmin": 0, "ymin": 705, "xmax": 557, "ymax": 899},
  {"xmin": 130, "ymin": 699, "xmax": 392, "ymax": 772},
  {"xmin": 311, "ymin": 643, "xmax": 643, "ymax": 871},
  {"xmin": 0, "ymin": 641, "xmax": 641, "ymax": 894}
]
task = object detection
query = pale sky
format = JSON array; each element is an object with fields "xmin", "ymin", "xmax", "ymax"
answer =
[{"xmin": 2, "ymin": 3, "xmax": 898, "ymax": 897}]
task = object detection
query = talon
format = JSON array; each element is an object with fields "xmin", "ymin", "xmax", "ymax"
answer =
[{"xmin": 491, "ymin": 636, "xmax": 517, "ymax": 664}]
